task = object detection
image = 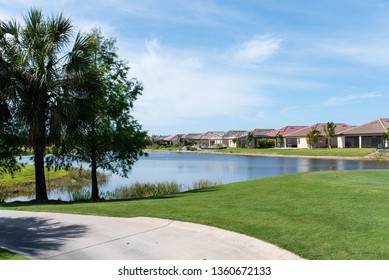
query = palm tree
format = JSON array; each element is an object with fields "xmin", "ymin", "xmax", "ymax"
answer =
[
  {"xmin": 381, "ymin": 128, "xmax": 389, "ymax": 148},
  {"xmin": 277, "ymin": 134, "xmax": 285, "ymax": 148},
  {"xmin": 246, "ymin": 131, "xmax": 254, "ymax": 148},
  {"xmin": 306, "ymin": 128, "xmax": 321, "ymax": 149},
  {"xmin": 0, "ymin": 9, "xmax": 93, "ymax": 201},
  {"xmin": 322, "ymin": 122, "xmax": 337, "ymax": 149}
]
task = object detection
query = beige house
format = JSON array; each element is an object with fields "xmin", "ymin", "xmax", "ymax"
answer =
[
  {"xmin": 199, "ymin": 131, "xmax": 225, "ymax": 148},
  {"xmin": 182, "ymin": 133, "xmax": 203, "ymax": 147},
  {"xmin": 222, "ymin": 130, "xmax": 247, "ymax": 148},
  {"xmin": 266, "ymin": 126, "xmax": 308, "ymax": 147},
  {"xmin": 338, "ymin": 118, "xmax": 389, "ymax": 148},
  {"xmin": 285, "ymin": 123, "xmax": 354, "ymax": 148}
]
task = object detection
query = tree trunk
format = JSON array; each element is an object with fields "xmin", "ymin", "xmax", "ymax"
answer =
[
  {"xmin": 34, "ymin": 143, "xmax": 48, "ymax": 202},
  {"xmin": 90, "ymin": 123, "xmax": 100, "ymax": 200},
  {"xmin": 91, "ymin": 148, "xmax": 99, "ymax": 200}
]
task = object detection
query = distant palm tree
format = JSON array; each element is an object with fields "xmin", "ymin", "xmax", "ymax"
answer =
[
  {"xmin": 0, "ymin": 9, "xmax": 93, "ymax": 201},
  {"xmin": 306, "ymin": 128, "xmax": 321, "ymax": 149},
  {"xmin": 381, "ymin": 128, "xmax": 389, "ymax": 148},
  {"xmin": 277, "ymin": 134, "xmax": 285, "ymax": 148},
  {"xmin": 322, "ymin": 122, "xmax": 337, "ymax": 149},
  {"xmin": 246, "ymin": 131, "xmax": 254, "ymax": 148}
]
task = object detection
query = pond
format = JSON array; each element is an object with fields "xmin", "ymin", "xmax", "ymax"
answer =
[{"xmin": 6, "ymin": 151, "xmax": 389, "ymax": 202}]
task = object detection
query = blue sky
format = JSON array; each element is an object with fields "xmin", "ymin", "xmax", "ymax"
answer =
[{"xmin": 2, "ymin": 0, "xmax": 389, "ymax": 135}]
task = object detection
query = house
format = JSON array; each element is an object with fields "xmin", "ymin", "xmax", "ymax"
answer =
[
  {"xmin": 182, "ymin": 133, "xmax": 203, "ymax": 147},
  {"xmin": 285, "ymin": 123, "xmax": 353, "ymax": 148},
  {"xmin": 154, "ymin": 135, "xmax": 170, "ymax": 146},
  {"xmin": 239, "ymin": 128, "xmax": 275, "ymax": 148},
  {"xmin": 199, "ymin": 131, "xmax": 225, "ymax": 148},
  {"xmin": 266, "ymin": 126, "xmax": 308, "ymax": 148},
  {"xmin": 338, "ymin": 118, "xmax": 389, "ymax": 148},
  {"xmin": 154, "ymin": 135, "xmax": 181, "ymax": 146},
  {"xmin": 222, "ymin": 130, "xmax": 247, "ymax": 148}
]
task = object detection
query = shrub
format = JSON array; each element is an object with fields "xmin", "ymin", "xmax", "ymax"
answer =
[{"xmin": 256, "ymin": 138, "xmax": 275, "ymax": 148}]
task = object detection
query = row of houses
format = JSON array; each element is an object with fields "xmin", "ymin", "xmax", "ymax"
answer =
[
  {"xmin": 154, "ymin": 129, "xmax": 274, "ymax": 149},
  {"xmin": 154, "ymin": 118, "xmax": 389, "ymax": 149}
]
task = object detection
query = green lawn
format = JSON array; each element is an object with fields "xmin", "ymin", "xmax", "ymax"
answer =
[
  {"xmin": 212, "ymin": 148, "xmax": 375, "ymax": 157},
  {"xmin": 0, "ymin": 247, "xmax": 28, "ymax": 260},
  {"xmin": 1, "ymin": 169, "xmax": 389, "ymax": 259}
]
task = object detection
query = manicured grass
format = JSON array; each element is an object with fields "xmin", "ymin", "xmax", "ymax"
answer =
[
  {"xmin": 1, "ymin": 170, "xmax": 389, "ymax": 259},
  {"xmin": 212, "ymin": 148, "xmax": 375, "ymax": 157},
  {"xmin": 0, "ymin": 247, "xmax": 28, "ymax": 260}
]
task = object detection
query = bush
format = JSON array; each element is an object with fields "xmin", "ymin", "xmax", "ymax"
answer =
[{"xmin": 256, "ymin": 138, "xmax": 275, "ymax": 148}]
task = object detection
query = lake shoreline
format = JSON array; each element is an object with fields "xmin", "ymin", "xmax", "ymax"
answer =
[{"xmin": 146, "ymin": 149, "xmax": 389, "ymax": 161}]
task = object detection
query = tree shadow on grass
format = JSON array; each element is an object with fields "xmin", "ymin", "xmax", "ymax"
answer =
[{"xmin": 0, "ymin": 216, "xmax": 88, "ymax": 258}]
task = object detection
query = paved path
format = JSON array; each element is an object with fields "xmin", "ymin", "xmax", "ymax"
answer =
[{"xmin": 0, "ymin": 210, "xmax": 302, "ymax": 260}]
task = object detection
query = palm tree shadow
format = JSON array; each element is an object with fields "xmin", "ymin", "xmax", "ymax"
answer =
[{"xmin": 0, "ymin": 216, "xmax": 88, "ymax": 258}]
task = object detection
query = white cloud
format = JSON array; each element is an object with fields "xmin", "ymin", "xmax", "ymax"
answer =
[
  {"xmin": 108, "ymin": 0, "xmax": 247, "ymax": 26},
  {"xmin": 231, "ymin": 35, "xmax": 282, "ymax": 65},
  {"xmin": 321, "ymin": 39, "xmax": 389, "ymax": 66},
  {"xmin": 323, "ymin": 92, "xmax": 382, "ymax": 106},
  {"xmin": 130, "ymin": 39, "xmax": 269, "ymax": 128}
]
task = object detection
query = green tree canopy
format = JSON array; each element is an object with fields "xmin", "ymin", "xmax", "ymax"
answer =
[
  {"xmin": 322, "ymin": 122, "xmax": 337, "ymax": 149},
  {"xmin": 246, "ymin": 131, "xmax": 254, "ymax": 148},
  {"xmin": 54, "ymin": 29, "xmax": 149, "ymax": 200},
  {"xmin": 306, "ymin": 127, "xmax": 321, "ymax": 149},
  {"xmin": 0, "ymin": 9, "xmax": 94, "ymax": 201}
]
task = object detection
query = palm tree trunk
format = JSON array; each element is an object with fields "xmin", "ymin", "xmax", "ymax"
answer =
[
  {"xmin": 34, "ymin": 143, "xmax": 48, "ymax": 201},
  {"xmin": 90, "ymin": 124, "xmax": 100, "ymax": 200},
  {"xmin": 33, "ymin": 110, "xmax": 48, "ymax": 202},
  {"xmin": 91, "ymin": 149, "xmax": 99, "ymax": 200}
]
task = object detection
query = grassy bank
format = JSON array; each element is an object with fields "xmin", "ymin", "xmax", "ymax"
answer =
[
  {"xmin": 2, "ymin": 169, "xmax": 389, "ymax": 259},
  {"xmin": 211, "ymin": 147, "xmax": 375, "ymax": 157},
  {"xmin": 0, "ymin": 165, "xmax": 106, "ymax": 201}
]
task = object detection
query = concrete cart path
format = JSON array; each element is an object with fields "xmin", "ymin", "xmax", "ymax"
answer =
[{"xmin": 0, "ymin": 210, "xmax": 302, "ymax": 260}]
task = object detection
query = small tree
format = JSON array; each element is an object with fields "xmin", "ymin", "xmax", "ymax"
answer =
[
  {"xmin": 232, "ymin": 138, "xmax": 242, "ymax": 148},
  {"xmin": 306, "ymin": 128, "xmax": 321, "ymax": 149},
  {"xmin": 322, "ymin": 122, "xmax": 337, "ymax": 149},
  {"xmin": 381, "ymin": 128, "xmax": 389, "ymax": 148},
  {"xmin": 246, "ymin": 131, "xmax": 254, "ymax": 148},
  {"xmin": 54, "ymin": 30, "xmax": 148, "ymax": 200},
  {"xmin": 277, "ymin": 134, "xmax": 285, "ymax": 148}
]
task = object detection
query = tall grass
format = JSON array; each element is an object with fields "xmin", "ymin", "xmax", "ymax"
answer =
[
  {"xmin": 69, "ymin": 179, "xmax": 218, "ymax": 201},
  {"xmin": 114, "ymin": 181, "xmax": 180, "ymax": 199}
]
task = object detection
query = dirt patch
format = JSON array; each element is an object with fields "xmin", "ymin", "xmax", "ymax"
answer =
[{"xmin": 363, "ymin": 150, "xmax": 389, "ymax": 161}]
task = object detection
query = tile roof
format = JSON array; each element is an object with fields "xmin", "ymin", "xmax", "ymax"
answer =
[
  {"xmin": 341, "ymin": 118, "xmax": 389, "ymax": 135},
  {"xmin": 223, "ymin": 130, "xmax": 247, "ymax": 139},
  {"xmin": 252, "ymin": 128, "xmax": 275, "ymax": 137},
  {"xmin": 200, "ymin": 131, "xmax": 225, "ymax": 139},
  {"xmin": 285, "ymin": 123, "xmax": 354, "ymax": 137},
  {"xmin": 266, "ymin": 126, "xmax": 308, "ymax": 137},
  {"xmin": 183, "ymin": 133, "xmax": 203, "ymax": 140}
]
